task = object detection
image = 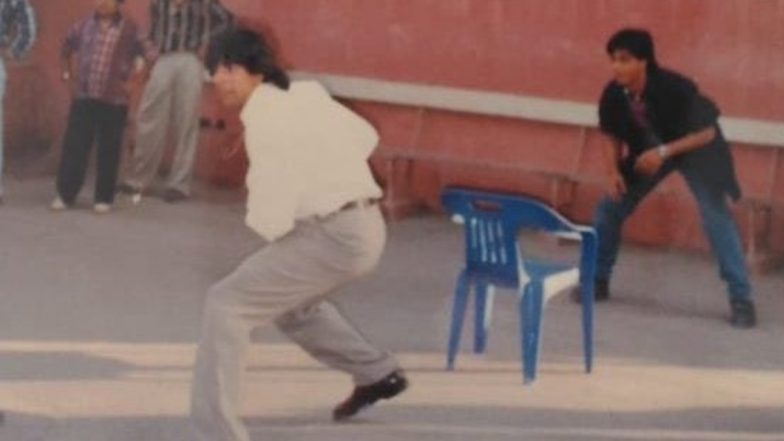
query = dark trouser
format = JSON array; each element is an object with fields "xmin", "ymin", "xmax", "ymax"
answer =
[
  {"xmin": 594, "ymin": 162, "xmax": 752, "ymax": 301},
  {"xmin": 56, "ymin": 98, "xmax": 128, "ymax": 205}
]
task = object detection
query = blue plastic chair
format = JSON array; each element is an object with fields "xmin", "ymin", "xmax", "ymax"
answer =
[{"xmin": 441, "ymin": 187, "xmax": 597, "ymax": 384}]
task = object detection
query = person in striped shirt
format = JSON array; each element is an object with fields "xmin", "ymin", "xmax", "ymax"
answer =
[
  {"xmin": 0, "ymin": 0, "xmax": 34, "ymax": 423},
  {"xmin": 119, "ymin": 0, "xmax": 232, "ymax": 204},
  {"xmin": 0, "ymin": 0, "xmax": 36, "ymax": 204}
]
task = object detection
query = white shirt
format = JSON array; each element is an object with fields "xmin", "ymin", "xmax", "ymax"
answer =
[{"xmin": 240, "ymin": 81, "xmax": 383, "ymax": 242}]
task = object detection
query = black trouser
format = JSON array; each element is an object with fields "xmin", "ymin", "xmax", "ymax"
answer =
[{"xmin": 56, "ymin": 98, "xmax": 128, "ymax": 205}]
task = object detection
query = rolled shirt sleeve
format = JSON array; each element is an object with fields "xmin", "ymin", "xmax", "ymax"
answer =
[
  {"xmin": 598, "ymin": 84, "xmax": 623, "ymax": 139},
  {"xmin": 686, "ymin": 94, "xmax": 721, "ymax": 133}
]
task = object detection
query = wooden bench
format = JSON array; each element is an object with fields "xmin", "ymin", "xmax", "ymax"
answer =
[{"xmin": 374, "ymin": 145, "xmax": 784, "ymax": 274}]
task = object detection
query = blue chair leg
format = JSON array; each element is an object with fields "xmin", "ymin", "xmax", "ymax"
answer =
[
  {"xmin": 580, "ymin": 277, "xmax": 594, "ymax": 374},
  {"xmin": 519, "ymin": 281, "xmax": 544, "ymax": 385},
  {"xmin": 473, "ymin": 282, "xmax": 492, "ymax": 354},
  {"xmin": 580, "ymin": 232, "xmax": 598, "ymax": 374},
  {"xmin": 447, "ymin": 270, "xmax": 471, "ymax": 371}
]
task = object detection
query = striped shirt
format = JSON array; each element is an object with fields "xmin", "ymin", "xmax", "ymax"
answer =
[
  {"xmin": 148, "ymin": 0, "xmax": 232, "ymax": 55},
  {"xmin": 0, "ymin": 0, "xmax": 36, "ymax": 59}
]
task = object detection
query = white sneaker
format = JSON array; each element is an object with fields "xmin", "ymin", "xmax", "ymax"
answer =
[
  {"xmin": 51, "ymin": 197, "xmax": 68, "ymax": 211},
  {"xmin": 94, "ymin": 203, "xmax": 112, "ymax": 214}
]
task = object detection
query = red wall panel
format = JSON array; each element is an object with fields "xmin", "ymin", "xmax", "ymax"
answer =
[{"xmin": 249, "ymin": 0, "xmax": 784, "ymax": 120}]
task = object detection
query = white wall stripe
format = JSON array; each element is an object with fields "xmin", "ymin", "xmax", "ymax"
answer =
[{"xmin": 292, "ymin": 71, "xmax": 784, "ymax": 148}]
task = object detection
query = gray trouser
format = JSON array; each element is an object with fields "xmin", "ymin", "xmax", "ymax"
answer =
[
  {"xmin": 191, "ymin": 205, "xmax": 400, "ymax": 441},
  {"xmin": 0, "ymin": 59, "xmax": 6, "ymax": 196},
  {"xmin": 124, "ymin": 52, "xmax": 203, "ymax": 194}
]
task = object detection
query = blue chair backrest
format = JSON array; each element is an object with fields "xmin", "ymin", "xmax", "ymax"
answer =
[{"xmin": 441, "ymin": 187, "xmax": 580, "ymax": 286}]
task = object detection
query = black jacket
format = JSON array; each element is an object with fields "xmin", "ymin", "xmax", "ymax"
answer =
[{"xmin": 598, "ymin": 68, "xmax": 741, "ymax": 200}]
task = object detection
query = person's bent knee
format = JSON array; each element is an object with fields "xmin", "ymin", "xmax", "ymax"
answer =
[
  {"xmin": 202, "ymin": 282, "xmax": 243, "ymax": 331},
  {"xmin": 205, "ymin": 283, "xmax": 229, "ymax": 312},
  {"xmin": 594, "ymin": 196, "xmax": 621, "ymax": 223},
  {"xmin": 697, "ymin": 196, "xmax": 730, "ymax": 222}
]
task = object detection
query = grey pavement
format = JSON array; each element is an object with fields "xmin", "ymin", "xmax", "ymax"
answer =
[{"xmin": 1, "ymin": 177, "xmax": 783, "ymax": 441}]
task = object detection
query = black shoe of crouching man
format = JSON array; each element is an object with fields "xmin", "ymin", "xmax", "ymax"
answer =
[{"xmin": 332, "ymin": 370, "xmax": 408, "ymax": 422}]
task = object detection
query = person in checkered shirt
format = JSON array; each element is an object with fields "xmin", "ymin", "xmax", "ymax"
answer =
[{"xmin": 52, "ymin": 0, "xmax": 150, "ymax": 214}]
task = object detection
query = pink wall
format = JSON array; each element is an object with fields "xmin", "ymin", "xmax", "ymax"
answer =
[
  {"xmin": 247, "ymin": 0, "xmax": 784, "ymax": 120},
  {"xmin": 19, "ymin": 0, "xmax": 784, "ymax": 154},
  {"xmin": 7, "ymin": 0, "xmax": 784, "ymax": 261},
  {"xmin": 244, "ymin": 0, "xmax": 784, "ymax": 260}
]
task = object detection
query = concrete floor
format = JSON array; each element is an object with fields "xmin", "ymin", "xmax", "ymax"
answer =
[{"xmin": 1, "ymin": 177, "xmax": 783, "ymax": 441}]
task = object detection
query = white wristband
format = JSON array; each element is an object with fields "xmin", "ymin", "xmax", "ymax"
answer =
[{"xmin": 657, "ymin": 144, "xmax": 670, "ymax": 159}]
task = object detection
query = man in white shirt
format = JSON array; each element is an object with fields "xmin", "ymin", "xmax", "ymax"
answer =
[{"xmin": 190, "ymin": 29, "xmax": 407, "ymax": 441}]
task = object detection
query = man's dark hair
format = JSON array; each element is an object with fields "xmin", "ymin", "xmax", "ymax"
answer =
[
  {"xmin": 606, "ymin": 28, "xmax": 658, "ymax": 72},
  {"xmin": 207, "ymin": 28, "xmax": 290, "ymax": 90}
]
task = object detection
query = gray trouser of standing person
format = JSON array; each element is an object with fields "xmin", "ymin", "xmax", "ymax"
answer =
[
  {"xmin": 190, "ymin": 204, "xmax": 400, "ymax": 441},
  {"xmin": 124, "ymin": 52, "xmax": 203, "ymax": 195},
  {"xmin": 0, "ymin": 59, "xmax": 6, "ymax": 198}
]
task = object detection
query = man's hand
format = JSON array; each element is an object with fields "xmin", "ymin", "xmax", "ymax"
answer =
[
  {"xmin": 130, "ymin": 57, "xmax": 151, "ymax": 84},
  {"xmin": 606, "ymin": 171, "xmax": 627, "ymax": 201},
  {"xmin": 634, "ymin": 149, "xmax": 665, "ymax": 176},
  {"xmin": 61, "ymin": 70, "xmax": 79, "ymax": 96},
  {"xmin": 124, "ymin": 69, "xmax": 148, "ymax": 98}
]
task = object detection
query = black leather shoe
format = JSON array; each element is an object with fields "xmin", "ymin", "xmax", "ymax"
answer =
[
  {"xmin": 730, "ymin": 299, "xmax": 757, "ymax": 329},
  {"xmin": 332, "ymin": 370, "xmax": 408, "ymax": 421},
  {"xmin": 163, "ymin": 188, "xmax": 188, "ymax": 203},
  {"xmin": 571, "ymin": 279, "xmax": 610, "ymax": 303},
  {"xmin": 116, "ymin": 183, "xmax": 139, "ymax": 195}
]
